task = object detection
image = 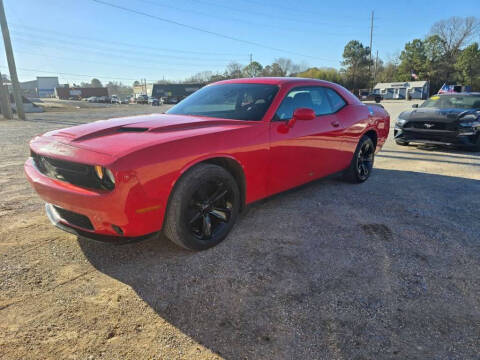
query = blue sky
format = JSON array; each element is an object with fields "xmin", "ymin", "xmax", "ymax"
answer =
[{"xmin": 2, "ymin": 0, "xmax": 479, "ymax": 84}]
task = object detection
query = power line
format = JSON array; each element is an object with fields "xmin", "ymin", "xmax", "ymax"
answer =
[
  {"xmin": 0, "ymin": 65, "xmax": 154, "ymax": 82},
  {"xmin": 12, "ymin": 34, "xmax": 243, "ymax": 67},
  {"xmin": 10, "ymin": 23, "xmax": 246, "ymax": 57},
  {"xmin": 90, "ymin": 0, "xmax": 328, "ymax": 60},
  {"xmin": 181, "ymin": 0, "xmax": 366, "ymax": 29}
]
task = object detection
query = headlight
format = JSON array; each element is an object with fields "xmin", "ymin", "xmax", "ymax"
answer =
[
  {"xmin": 396, "ymin": 118, "xmax": 407, "ymax": 126},
  {"xmin": 94, "ymin": 165, "xmax": 115, "ymax": 189},
  {"xmin": 459, "ymin": 114, "xmax": 480, "ymax": 128}
]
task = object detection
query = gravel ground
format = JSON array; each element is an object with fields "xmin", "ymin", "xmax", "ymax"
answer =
[{"xmin": 0, "ymin": 100, "xmax": 479, "ymax": 360}]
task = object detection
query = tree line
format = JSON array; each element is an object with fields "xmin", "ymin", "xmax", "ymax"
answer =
[
  {"xmin": 78, "ymin": 16, "xmax": 479, "ymax": 96},
  {"xmin": 183, "ymin": 16, "xmax": 480, "ymax": 94}
]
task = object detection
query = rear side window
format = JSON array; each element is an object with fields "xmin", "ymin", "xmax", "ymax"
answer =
[
  {"xmin": 326, "ymin": 88, "xmax": 346, "ymax": 112},
  {"xmin": 275, "ymin": 86, "xmax": 333, "ymax": 120}
]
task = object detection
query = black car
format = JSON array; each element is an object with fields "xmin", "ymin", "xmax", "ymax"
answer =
[{"xmin": 394, "ymin": 93, "xmax": 480, "ymax": 151}]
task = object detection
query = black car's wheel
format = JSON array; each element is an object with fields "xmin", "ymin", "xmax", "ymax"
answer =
[
  {"xmin": 375, "ymin": 96, "xmax": 381, "ymax": 103},
  {"xmin": 344, "ymin": 135, "xmax": 375, "ymax": 183},
  {"xmin": 163, "ymin": 164, "xmax": 240, "ymax": 250},
  {"xmin": 469, "ymin": 135, "xmax": 480, "ymax": 152},
  {"xmin": 395, "ymin": 140, "xmax": 409, "ymax": 146}
]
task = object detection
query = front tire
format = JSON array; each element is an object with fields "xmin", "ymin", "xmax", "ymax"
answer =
[
  {"xmin": 344, "ymin": 135, "xmax": 375, "ymax": 183},
  {"xmin": 163, "ymin": 164, "xmax": 240, "ymax": 251}
]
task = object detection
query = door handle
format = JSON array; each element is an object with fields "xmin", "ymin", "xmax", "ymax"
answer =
[{"xmin": 331, "ymin": 120, "xmax": 340, "ymax": 127}]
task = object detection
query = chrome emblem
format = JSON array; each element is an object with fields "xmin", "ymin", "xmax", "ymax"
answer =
[{"xmin": 424, "ymin": 123, "xmax": 435, "ymax": 128}]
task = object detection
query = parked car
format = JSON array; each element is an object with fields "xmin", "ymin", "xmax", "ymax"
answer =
[
  {"xmin": 25, "ymin": 78, "xmax": 390, "ymax": 250},
  {"xmin": 111, "ymin": 95, "xmax": 120, "ymax": 104},
  {"xmin": 394, "ymin": 93, "xmax": 480, "ymax": 150},
  {"xmin": 150, "ymin": 97, "xmax": 163, "ymax": 106},
  {"xmin": 358, "ymin": 89, "xmax": 382, "ymax": 103},
  {"xmin": 86, "ymin": 96, "xmax": 98, "ymax": 103},
  {"xmin": 135, "ymin": 94, "xmax": 148, "ymax": 104},
  {"xmin": 162, "ymin": 96, "xmax": 179, "ymax": 104},
  {"xmin": 121, "ymin": 98, "xmax": 130, "ymax": 104}
]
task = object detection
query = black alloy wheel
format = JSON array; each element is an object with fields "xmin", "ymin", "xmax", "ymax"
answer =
[
  {"xmin": 356, "ymin": 140, "xmax": 374, "ymax": 181},
  {"xmin": 163, "ymin": 164, "xmax": 240, "ymax": 250},
  {"xmin": 187, "ymin": 180, "xmax": 233, "ymax": 240},
  {"xmin": 343, "ymin": 135, "xmax": 375, "ymax": 183}
]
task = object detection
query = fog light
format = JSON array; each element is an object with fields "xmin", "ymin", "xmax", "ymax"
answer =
[{"xmin": 111, "ymin": 224, "xmax": 123, "ymax": 235}]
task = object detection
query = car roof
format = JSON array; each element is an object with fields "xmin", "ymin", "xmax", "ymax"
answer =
[{"xmin": 212, "ymin": 77, "xmax": 336, "ymax": 86}]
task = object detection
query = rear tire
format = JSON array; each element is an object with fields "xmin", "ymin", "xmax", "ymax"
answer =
[
  {"xmin": 163, "ymin": 164, "xmax": 240, "ymax": 251},
  {"xmin": 395, "ymin": 140, "xmax": 409, "ymax": 146},
  {"xmin": 343, "ymin": 135, "xmax": 375, "ymax": 183}
]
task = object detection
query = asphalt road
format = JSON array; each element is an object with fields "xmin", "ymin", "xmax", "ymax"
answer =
[{"xmin": 0, "ymin": 100, "xmax": 479, "ymax": 359}]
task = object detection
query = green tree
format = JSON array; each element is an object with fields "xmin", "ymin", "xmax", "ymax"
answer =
[
  {"xmin": 243, "ymin": 61, "xmax": 263, "ymax": 77},
  {"xmin": 262, "ymin": 63, "xmax": 284, "ymax": 77},
  {"xmin": 296, "ymin": 67, "xmax": 343, "ymax": 84},
  {"xmin": 455, "ymin": 42, "xmax": 480, "ymax": 88},
  {"xmin": 90, "ymin": 78, "xmax": 103, "ymax": 88},
  {"xmin": 397, "ymin": 39, "xmax": 427, "ymax": 81},
  {"xmin": 341, "ymin": 40, "xmax": 371, "ymax": 91},
  {"xmin": 430, "ymin": 16, "xmax": 480, "ymax": 81}
]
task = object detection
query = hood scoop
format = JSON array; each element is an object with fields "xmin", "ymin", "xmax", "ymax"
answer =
[{"xmin": 117, "ymin": 127, "xmax": 150, "ymax": 133}]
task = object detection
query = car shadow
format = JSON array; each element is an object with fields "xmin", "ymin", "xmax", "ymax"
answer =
[
  {"xmin": 78, "ymin": 168, "xmax": 480, "ymax": 359},
  {"xmin": 381, "ymin": 148, "xmax": 480, "ymax": 160},
  {"xmin": 394, "ymin": 143, "xmax": 479, "ymax": 155}
]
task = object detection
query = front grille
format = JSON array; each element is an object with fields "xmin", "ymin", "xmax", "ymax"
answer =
[
  {"xmin": 404, "ymin": 121, "xmax": 459, "ymax": 131},
  {"xmin": 402, "ymin": 128, "xmax": 457, "ymax": 142},
  {"xmin": 31, "ymin": 151, "xmax": 105, "ymax": 190},
  {"xmin": 53, "ymin": 206, "xmax": 94, "ymax": 230}
]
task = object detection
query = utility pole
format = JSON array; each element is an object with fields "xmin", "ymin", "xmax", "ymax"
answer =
[
  {"xmin": 249, "ymin": 53, "xmax": 253, "ymax": 77},
  {"xmin": 0, "ymin": 0, "xmax": 24, "ymax": 119},
  {"xmin": 368, "ymin": 10, "xmax": 374, "ymax": 90},
  {"xmin": 0, "ymin": 70, "xmax": 12, "ymax": 119},
  {"xmin": 373, "ymin": 50, "xmax": 379, "ymax": 85}
]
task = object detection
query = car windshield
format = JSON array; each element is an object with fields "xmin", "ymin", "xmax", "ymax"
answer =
[
  {"xmin": 167, "ymin": 83, "xmax": 279, "ymax": 121},
  {"xmin": 420, "ymin": 95, "xmax": 480, "ymax": 109}
]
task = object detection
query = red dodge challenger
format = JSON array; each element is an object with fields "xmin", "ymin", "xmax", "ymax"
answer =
[{"xmin": 25, "ymin": 78, "xmax": 390, "ymax": 250}]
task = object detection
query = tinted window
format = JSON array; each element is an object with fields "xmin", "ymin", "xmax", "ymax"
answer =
[
  {"xmin": 167, "ymin": 83, "xmax": 279, "ymax": 121},
  {"xmin": 275, "ymin": 87, "xmax": 333, "ymax": 120},
  {"xmin": 326, "ymin": 88, "xmax": 347, "ymax": 112}
]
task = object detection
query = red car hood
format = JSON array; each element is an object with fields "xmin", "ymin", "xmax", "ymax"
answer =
[{"xmin": 31, "ymin": 114, "xmax": 258, "ymax": 164}]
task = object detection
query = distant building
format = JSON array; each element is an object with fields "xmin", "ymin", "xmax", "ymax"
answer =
[
  {"xmin": 152, "ymin": 83, "xmax": 203, "ymax": 100},
  {"xmin": 20, "ymin": 76, "xmax": 59, "ymax": 98},
  {"xmin": 133, "ymin": 83, "xmax": 204, "ymax": 101},
  {"xmin": 133, "ymin": 83, "xmax": 154, "ymax": 97},
  {"xmin": 373, "ymin": 81, "xmax": 430, "ymax": 100},
  {"xmin": 55, "ymin": 86, "xmax": 109, "ymax": 99}
]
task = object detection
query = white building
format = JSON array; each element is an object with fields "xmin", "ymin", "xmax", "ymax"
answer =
[
  {"xmin": 373, "ymin": 81, "xmax": 430, "ymax": 100},
  {"xmin": 20, "ymin": 76, "xmax": 59, "ymax": 97}
]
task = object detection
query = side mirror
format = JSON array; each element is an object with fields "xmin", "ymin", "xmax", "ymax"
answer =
[
  {"xmin": 293, "ymin": 107, "xmax": 316, "ymax": 121},
  {"xmin": 412, "ymin": 104, "xmax": 418, "ymax": 108},
  {"xmin": 286, "ymin": 108, "xmax": 315, "ymax": 128}
]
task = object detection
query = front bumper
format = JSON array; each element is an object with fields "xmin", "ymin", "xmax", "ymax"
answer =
[
  {"xmin": 45, "ymin": 204, "xmax": 158, "ymax": 244},
  {"xmin": 394, "ymin": 126, "xmax": 479, "ymax": 147},
  {"xmin": 25, "ymin": 158, "xmax": 165, "ymax": 240}
]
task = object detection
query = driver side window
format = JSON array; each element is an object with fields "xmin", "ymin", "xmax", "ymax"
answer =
[{"xmin": 274, "ymin": 86, "xmax": 333, "ymax": 121}]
